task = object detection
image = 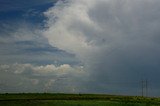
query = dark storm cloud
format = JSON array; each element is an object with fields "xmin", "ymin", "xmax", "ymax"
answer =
[{"xmin": 44, "ymin": 0, "xmax": 160, "ymax": 96}]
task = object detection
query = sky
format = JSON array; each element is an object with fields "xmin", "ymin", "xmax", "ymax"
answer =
[{"xmin": 0, "ymin": 0, "xmax": 160, "ymax": 97}]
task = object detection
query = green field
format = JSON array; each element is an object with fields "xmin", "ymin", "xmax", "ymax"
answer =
[{"xmin": 0, "ymin": 93, "xmax": 160, "ymax": 106}]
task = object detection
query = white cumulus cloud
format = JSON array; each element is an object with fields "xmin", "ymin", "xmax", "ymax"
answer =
[{"xmin": 0, "ymin": 63, "xmax": 86, "ymax": 93}]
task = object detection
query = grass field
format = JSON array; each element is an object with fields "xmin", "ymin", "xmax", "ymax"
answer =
[{"xmin": 0, "ymin": 93, "xmax": 160, "ymax": 106}]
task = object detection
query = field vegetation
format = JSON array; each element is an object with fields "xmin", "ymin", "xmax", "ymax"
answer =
[{"xmin": 0, "ymin": 93, "xmax": 160, "ymax": 106}]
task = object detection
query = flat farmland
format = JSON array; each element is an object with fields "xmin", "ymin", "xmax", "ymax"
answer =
[{"xmin": 0, "ymin": 93, "xmax": 160, "ymax": 106}]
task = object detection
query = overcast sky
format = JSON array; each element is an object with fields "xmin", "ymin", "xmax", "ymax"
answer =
[{"xmin": 0, "ymin": 0, "xmax": 160, "ymax": 97}]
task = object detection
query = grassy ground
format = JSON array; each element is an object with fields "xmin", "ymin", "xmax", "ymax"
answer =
[
  {"xmin": 0, "ymin": 100, "xmax": 153, "ymax": 106},
  {"xmin": 0, "ymin": 93, "xmax": 160, "ymax": 106}
]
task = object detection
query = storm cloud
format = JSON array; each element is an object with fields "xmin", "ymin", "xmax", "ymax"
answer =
[{"xmin": 44, "ymin": 0, "xmax": 160, "ymax": 96}]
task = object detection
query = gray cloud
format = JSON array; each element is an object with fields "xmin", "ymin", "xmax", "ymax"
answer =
[
  {"xmin": 44, "ymin": 0, "xmax": 160, "ymax": 96},
  {"xmin": 0, "ymin": 63, "xmax": 85, "ymax": 93},
  {"xmin": 0, "ymin": 21, "xmax": 78, "ymax": 65}
]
